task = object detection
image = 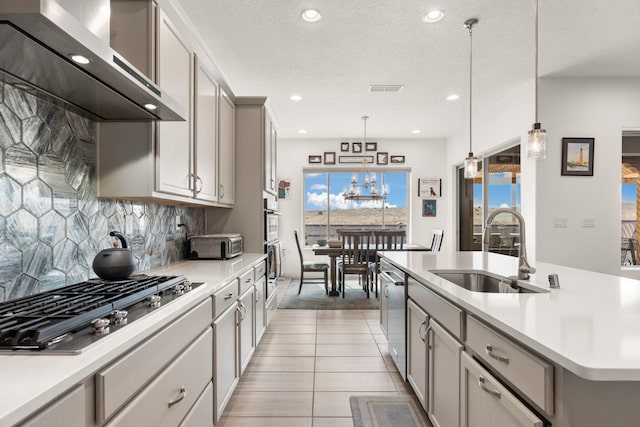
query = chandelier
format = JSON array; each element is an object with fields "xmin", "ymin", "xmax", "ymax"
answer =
[{"xmin": 343, "ymin": 116, "xmax": 389, "ymax": 201}]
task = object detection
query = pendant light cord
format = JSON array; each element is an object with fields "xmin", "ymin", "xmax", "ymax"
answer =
[
  {"xmin": 464, "ymin": 19, "xmax": 477, "ymax": 155},
  {"xmin": 534, "ymin": 0, "xmax": 539, "ymax": 124}
]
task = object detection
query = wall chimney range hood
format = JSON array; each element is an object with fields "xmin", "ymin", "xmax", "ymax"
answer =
[{"xmin": 0, "ymin": 0, "xmax": 186, "ymax": 121}]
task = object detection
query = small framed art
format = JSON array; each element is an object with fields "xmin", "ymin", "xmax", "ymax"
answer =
[
  {"xmin": 418, "ymin": 178, "xmax": 441, "ymax": 198},
  {"xmin": 352, "ymin": 142, "xmax": 362, "ymax": 153},
  {"xmin": 366, "ymin": 142, "xmax": 377, "ymax": 151},
  {"xmin": 376, "ymin": 152, "xmax": 388, "ymax": 165},
  {"xmin": 308, "ymin": 155, "xmax": 322, "ymax": 164},
  {"xmin": 341, "ymin": 142, "xmax": 350, "ymax": 152},
  {"xmin": 561, "ymin": 137, "xmax": 594, "ymax": 176},
  {"xmin": 324, "ymin": 152, "xmax": 336, "ymax": 165},
  {"xmin": 422, "ymin": 199, "xmax": 437, "ymax": 217},
  {"xmin": 339, "ymin": 155, "xmax": 374, "ymax": 164},
  {"xmin": 390, "ymin": 155, "xmax": 405, "ymax": 164}
]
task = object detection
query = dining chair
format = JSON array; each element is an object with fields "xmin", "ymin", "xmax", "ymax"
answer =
[
  {"xmin": 370, "ymin": 229, "xmax": 406, "ymax": 297},
  {"xmin": 338, "ymin": 230, "xmax": 373, "ymax": 298},
  {"xmin": 430, "ymin": 229, "xmax": 444, "ymax": 252},
  {"xmin": 294, "ymin": 230, "xmax": 329, "ymax": 294}
]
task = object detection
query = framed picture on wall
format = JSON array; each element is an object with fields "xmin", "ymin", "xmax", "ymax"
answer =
[
  {"xmin": 366, "ymin": 142, "xmax": 377, "ymax": 151},
  {"xmin": 561, "ymin": 137, "xmax": 594, "ymax": 176},
  {"xmin": 390, "ymin": 155, "xmax": 405, "ymax": 164},
  {"xmin": 339, "ymin": 155, "xmax": 374, "ymax": 164},
  {"xmin": 418, "ymin": 178, "xmax": 441, "ymax": 198},
  {"xmin": 341, "ymin": 142, "xmax": 350, "ymax": 152},
  {"xmin": 376, "ymin": 152, "xmax": 388, "ymax": 165},
  {"xmin": 422, "ymin": 199, "xmax": 437, "ymax": 217},
  {"xmin": 352, "ymin": 142, "xmax": 363, "ymax": 153},
  {"xmin": 308, "ymin": 155, "xmax": 322, "ymax": 164},
  {"xmin": 324, "ymin": 152, "xmax": 336, "ymax": 164}
]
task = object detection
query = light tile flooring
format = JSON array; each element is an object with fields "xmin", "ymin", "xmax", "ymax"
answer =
[{"xmin": 217, "ymin": 308, "xmax": 415, "ymax": 427}]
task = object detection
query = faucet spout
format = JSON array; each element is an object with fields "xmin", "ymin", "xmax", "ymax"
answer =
[{"xmin": 484, "ymin": 208, "xmax": 535, "ymax": 280}]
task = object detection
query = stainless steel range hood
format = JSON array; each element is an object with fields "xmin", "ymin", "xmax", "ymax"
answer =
[{"xmin": 0, "ymin": 0, "xmax": 186, "ymax": 121}]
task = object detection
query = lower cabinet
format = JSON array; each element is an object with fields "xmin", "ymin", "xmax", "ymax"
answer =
[
  {"xmin": 265, "ymin": 292, "xmax": 277, "ymax": 326},
  {"xmin": 407, "ymin": 298, "xmax": 428, "ymax": 408},
  {"xmin": 255, "ymin": 278, "xmax": 266, "ymax": 344},
  {"xmin": 460, "ymin": 352, "xmax": 543, "ymax": 427},
  {"xmin": 238, "ymin": 286, "xmax": 256, "ymax": 375},
  {"xmin": 20, "ymin": 384, "xmax": 85, "ymax": 427},
  {"xmin": 213, "ymin": 302, "xmax": 238, "ymax": 423},
  {"xmin": 380, "ymin": 279, "xmax": 389, "ymax": 338},
  {"xmin": 179, "ymin": 382, "xmax": 213, "ymax": 427}
]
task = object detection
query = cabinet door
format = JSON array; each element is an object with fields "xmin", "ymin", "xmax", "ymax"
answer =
[
  {"xmin": 380, "ymin": 281, "xmax": 389, "ymax": 338},
  {"xmin": 264, "ymin": 115, "xmax": 277, "ymax": 194},
  {"xmin": 213, "ymin": 303, "xmax": 238, "ymax": 423},
  {"xmin": 428, "ymin": 319, "xmax": 463, "ymax": 427},
  {"xmin": 254, "ymin": 279, "xmax": 266, "ymax": 344},
  {"xmin": 194, "ymin": 57, "xmax": 218, "ymax": 202},
  {"xmin": 156, "ymin": 10, "xmax": 193, "ymax": 197},
  {"xmin": 407, "ymin": 298, "xmax": 428, "ymax": 410},
  {"xmin": 460, "ymin": 352, "xmax": 543, "ymax": 427},
  {"xmin": 270, "ymin": 121, "xmax": 277, "ymax": 193},
  {"xmin": 20, "ymin": 384, "xmax": 85, "ymax": 427},
  {"xmin": 218, "ymin": 88, "xmax": 235, "ymax": 205},
  {"xmin": 179, "ymin": 382, "xmax": 213, "ymax": 427},
  {"xmin": 238, "ymin": 287, "xmax": 255, "ymax": 375}
]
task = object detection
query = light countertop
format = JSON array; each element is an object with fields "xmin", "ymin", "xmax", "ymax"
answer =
[
  {"xmin": 0, "ymin": 254, "xmax": 266, "ymax": 426},
  {"xmin": 380, "ymin": 250, "xmax": 640, "ymax": 382}
]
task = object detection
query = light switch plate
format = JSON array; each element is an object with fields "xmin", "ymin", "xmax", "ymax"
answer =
[
  {"xmin": 553, "ymin": 217, "xmax": 568, "ymax": 228},
  {"xmin": 125, "ymin": 215, "xmax": 133, "ymax": 235},
  {"xmin": 175, "ymin": 215, "xmax": 182, "ymax": 231}
]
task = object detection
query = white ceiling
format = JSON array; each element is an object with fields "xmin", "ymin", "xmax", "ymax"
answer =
[{"xmin": 174, "ymin": 0, "xmax": 640, "ymax": 140}]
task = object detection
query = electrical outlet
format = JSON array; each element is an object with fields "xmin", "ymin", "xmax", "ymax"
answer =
[
  {"xmin": 125, "ymin": 215, "xmax": 134, "ymax": 235},
  {"xmin": 175, "ymin": 215, "xmax": 182, "ymax": 231}
]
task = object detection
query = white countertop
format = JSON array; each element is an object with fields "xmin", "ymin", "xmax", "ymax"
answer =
[
  {"xmin": 380, "ymin": 250, "xmax": 640, "ymax": 382},
  {"xmin": 0, "ymin": 254, "xmax": 266, "ymax": 426}
]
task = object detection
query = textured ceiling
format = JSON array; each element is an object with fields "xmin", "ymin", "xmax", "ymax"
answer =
[{"xmin": 174, "ymin": 0, "xmax": 640, "ymax": 139}]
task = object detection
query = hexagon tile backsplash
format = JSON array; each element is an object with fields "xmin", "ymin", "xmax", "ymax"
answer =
[{"xmin": 0, "ymin": 82, "xmax": 205, "ymax": 302}]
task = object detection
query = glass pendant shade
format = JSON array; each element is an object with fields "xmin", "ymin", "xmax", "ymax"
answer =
[
  {"xmin": 464, "ymin": 153, "xmax": 478, "ymax": 179},
  {"xmin": 527, "ymin": 122, "xmax": 547, "ymax": 160}
]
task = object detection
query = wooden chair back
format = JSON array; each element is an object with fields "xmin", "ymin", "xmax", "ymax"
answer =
[
  {"xmin": 373, "ymin": 229, "xmax": 405, "ymax": 250},
  {"xmin": 430, "ymin": 229, "xmax": 444, "ymax": 252}
]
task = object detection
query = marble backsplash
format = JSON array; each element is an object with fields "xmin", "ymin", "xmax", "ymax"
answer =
[{"xmin": 0, "ymin": 82, "xmax": 205, "ymax": 302}]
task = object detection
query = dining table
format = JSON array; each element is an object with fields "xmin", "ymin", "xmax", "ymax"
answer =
[{"xmin": 312, "ymin": 243, "xmax": 429, "ymax": 296}]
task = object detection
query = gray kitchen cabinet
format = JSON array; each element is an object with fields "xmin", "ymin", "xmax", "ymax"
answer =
[
  {"xmin": 19, "ymin": 384, "xmax": 85, "ymax": 427},
  {"xmin": 194, "ymin": 56, "xmax": 218, "ymax": 202},
  {"xmin": 254, "ymin": 278, "xmax": 266, "ymax": 344},
  {"xmin": 427, "ymin": 319, "xmax": 463, "ymax": 427},
  {"xmin": 264, "ymin": 113, "xmax": 277, "ymax": 195},
  {"xmin": 217, "ymin": 88, "xmax": 235, "ymax": 205},
  {"xmin": 178, "ymin": 382, "xmax": 213, "ymax": 427},
  {"xmin": 213, "ymin": 301, "xmax": 238, "ymax": 423},
  {"xmin": 407, "ymin": 298, "xmax": 428, "ymax": 409},
  {"xmin": 156, "ymin": 8, "xmax": 193, "ymax": 197},
  {"xmin": 380, "ymin": 278, "xmax": 389, "ymax": 338},
  {"xmin": 105, "ymin": 329, "xmax": 213, "ymax": 427},
  {"xmin": 238, "ymin": 286, "xmax": 255, "ymax": 375},
  {"xmin": 265, "ymin": 291, "xmax": 277, "ymax": 326},
  {"xmin": 461, "ymin": 351, "xmax": 543, "ymax": 427}
]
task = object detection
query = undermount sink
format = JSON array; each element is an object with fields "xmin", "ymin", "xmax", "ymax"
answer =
[{"xmin": 431, "ymin": 270, "xmax": 547, "ymax": 293}]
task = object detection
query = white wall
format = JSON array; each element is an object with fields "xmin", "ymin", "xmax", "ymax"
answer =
[
  {"xmin": 278, "ymin": 138, "xmax": 447, "ymax": 278},
  {"xmin": 536, "ymin": 78, "xmax": 640, "ymax": 278}
]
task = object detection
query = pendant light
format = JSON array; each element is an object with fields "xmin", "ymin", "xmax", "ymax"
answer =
[
  {"xmin": 527, "ymin": 0, "xmax": 546, "ymax": 159},
  {"xmin": 463, "ymin": 18, "xmax": 478, "ymax": 179}
]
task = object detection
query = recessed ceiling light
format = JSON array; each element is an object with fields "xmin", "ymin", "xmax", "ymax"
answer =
[
  {"xmin": 290, "ymin": 95, "xmax": 303, "ymax": 101},
  {"xmin": 412, "ymin": 130, "xmax": 421, "ymax": 134},
  {"xmin": 69, "ymin": 54, "xmax": 91, "ymax": 65},
  {"xmin": 301, "ymin": 9, "xmax": 322, "ymax": 22},
  {"xmin": 144, "ymin": 103, "xmax": 158, "ymax": 110},
  {"xmin": 446, "ymin": 94, "xmax": 460, "ymax": 101},
  {"xmin": 423, "ymin": 9, "xmax": 444, "ymax": 23},
  {"xmin": 298, "ymin": 129, "xmax": 307, "ymax": 134}
]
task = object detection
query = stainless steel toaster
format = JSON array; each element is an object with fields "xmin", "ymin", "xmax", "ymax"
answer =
[{"xmin": 189, "ymin": 234, "xmax": 243, "ymax": 259}]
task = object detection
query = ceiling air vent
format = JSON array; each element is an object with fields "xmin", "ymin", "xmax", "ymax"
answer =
[{"xmin": 369, "ymin": 84, "xmax": 404, "ymax": 93}]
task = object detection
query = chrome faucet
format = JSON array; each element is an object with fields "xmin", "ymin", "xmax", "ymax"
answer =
[{"xmin": 483, "ymin": 208, "xmax": 536, "ymax": 280}]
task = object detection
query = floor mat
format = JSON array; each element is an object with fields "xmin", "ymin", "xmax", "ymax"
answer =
[
  {"xmin": 350, "ymin": 395, "xmax": 431, "ymax": 427},
  {"xmin": 278, "ymin": 279, "xmax": 380, "ymax": 310}
]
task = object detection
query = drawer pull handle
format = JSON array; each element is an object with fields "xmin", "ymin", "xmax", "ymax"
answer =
[
  {"xmin": 478, "ymin": 376, "xmax": 501, "ymax": 399},
  {"xmin": 255, "ymin": 290, "xmax": 261, "ymax": 302},
  {"xmin": 426, "ymin": 325, "xmax": 433, "ymax": 350},
  {"xmin": 168, "ymin": 386, "xmax": 186, "ymax": 407},
  {"xmin": 224, "ymin": 293, "xmax": 234, "ymax": 300},
  {"xmin": 418, "ymin": 320, "xmax": 427, "ymax": 343},
  {"xmin": 486, "ymin": 344, "xmax": 509, "ymax": 364}
]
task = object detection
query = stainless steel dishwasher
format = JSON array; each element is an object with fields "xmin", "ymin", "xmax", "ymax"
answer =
[{"xmin": 379, "ymin": 258, "xmax": 407, "ymax": 380}]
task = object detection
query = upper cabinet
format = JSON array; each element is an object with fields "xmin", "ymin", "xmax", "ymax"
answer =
[
  {"xmin": 97, "ymin": 1, "xmax": 235, "ymax": 207},
  {"xmin": 264, "ymin": 113, "xmax": 277, "ymax": 195}
]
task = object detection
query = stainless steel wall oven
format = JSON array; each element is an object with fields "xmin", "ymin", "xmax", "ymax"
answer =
[{"xmin": 264, "ymin": 194, "xmax": 281, "ymax": 300}]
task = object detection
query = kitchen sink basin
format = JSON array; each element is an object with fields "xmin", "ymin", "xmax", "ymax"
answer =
[{"xmin": 431, "ymin": 270, "xmax": 547, "ymax": 293}]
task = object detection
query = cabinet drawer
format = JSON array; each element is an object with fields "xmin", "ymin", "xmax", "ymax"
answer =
[
  {"xmin": 96, "ymin": 298, "xmax": 212, "ymax": 423},
  {"xmin": 461, "ymin": 352, "xmax": 543, "ymax": 427},
  {"xmin": 239, "ymin": 269, "xmax": 254, "ymax": 294},
  {"xmin": 179, "ymin": 381, "xmax": 213, "ymax": 427},
  {"xmin": 106, "ymin": 329, "xmax": 213, "ymax": 427},
  {"xmin": 213, "ymin": 280, "xmax": 238, "ymax": 317},
  {"xmin": 408, "ymin": 277, "xmax": 463, "ymax": 340},
  {"xmin": 21, "ymin": 384, "xmax": 85, "ymax": 427},
  {"xmin": 254, "ymin": 260, "xmax": 266, "ymax": 281},
  {"xmin": 266, "ymin": 293, "xmax": 277, "ymax": 326},
  {"xmin": 466, "ymin": 315, "xmax": 554, "ymax": 414}
]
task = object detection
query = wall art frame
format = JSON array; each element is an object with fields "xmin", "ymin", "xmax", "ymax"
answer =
[
  {"xmin": 561, "ymin": 137, "xmax": 594, "ymax": 176},
  {"xmin": 376, "ymin": 152, "xmax": 389, "ymax": 165},
  {"xmin": 390, "ymin": 155, "xmax": 405, "ymax": 164},
  {"xmin": 418, "ymin": 178, "xmax": 441, "ymax": 198},
  {"xmin": 366, "ymin": 142, "xmax": 377, "ymax": 151},
  {"xmin": 341, "ymin": 142, "xmax": 350, "ymax": 152},
  {"xmin": 324, "ymin": 152, "xmax": 336, "ymax": 165},
  {"xmin": 352, "ymin": 142, "xmax": 363, "ymax": 153},
  {"xmin": 339, "ymin": 155, "xmax": 374, "ymax": 164},
  {"xmin": 308, "ymin": 155, "xmax": 322, "ymax": 164},
  {"xmin": 422, "ymin": 199, "xmax": 437, "ymax": 217}
]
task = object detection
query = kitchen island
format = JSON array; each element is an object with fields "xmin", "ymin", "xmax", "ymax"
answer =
[
  {"xmin": 0, "ymin": 254, "xmax": 267, "ymax": 426},
  {"xmin": 380, "ymin": 250, "xmax": 640, "ymax": 427}
]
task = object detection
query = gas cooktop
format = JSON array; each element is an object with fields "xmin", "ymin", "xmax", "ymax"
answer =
[{"xmin": 0, "ymin": 275, "xmax": 203, "ymax": 354}]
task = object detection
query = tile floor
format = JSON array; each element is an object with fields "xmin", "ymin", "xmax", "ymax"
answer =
[{"xmin": 217, "ymin": 308, "xmax": 415, "ymax": 427}]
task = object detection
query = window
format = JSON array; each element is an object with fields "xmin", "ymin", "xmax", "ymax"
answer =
[
  {"xmin": 622, "ymin": 133, "xmax": 640, "ymax": 266},
  {"xmin": 458, "ymin": 145, "xmax": 520, "ymax": 256},
  {"xmin": 304, "ymin": 170, "xmax": 408, "ymax": 245}
]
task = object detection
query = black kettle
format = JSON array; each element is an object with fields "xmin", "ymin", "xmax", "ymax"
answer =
[{"xmin": 92, "ymin": 231, "xmax": 137, "ymax": 281}]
